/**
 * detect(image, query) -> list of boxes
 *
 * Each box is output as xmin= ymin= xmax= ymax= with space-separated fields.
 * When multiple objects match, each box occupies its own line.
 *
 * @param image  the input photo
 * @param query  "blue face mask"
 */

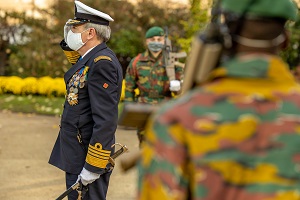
xmin=147 ymin=42 xmax=164 ymax=52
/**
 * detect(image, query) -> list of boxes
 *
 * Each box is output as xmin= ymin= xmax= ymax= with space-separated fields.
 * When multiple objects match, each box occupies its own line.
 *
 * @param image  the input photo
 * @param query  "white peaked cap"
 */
xmin=67 ymin=1 xmax=113 ymax=26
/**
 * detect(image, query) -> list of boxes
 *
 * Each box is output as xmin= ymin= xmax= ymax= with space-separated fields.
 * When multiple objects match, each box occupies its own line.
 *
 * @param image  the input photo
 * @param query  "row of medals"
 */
xmin=67 ymin=67 xmax=88 ymax=106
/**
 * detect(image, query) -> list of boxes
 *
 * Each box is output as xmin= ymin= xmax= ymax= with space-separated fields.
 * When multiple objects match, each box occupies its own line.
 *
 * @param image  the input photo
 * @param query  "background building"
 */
xmin=0 ymin=0 xmax=49 ymax=17
xmin=1 ymin=0 xmax=299 ymax=12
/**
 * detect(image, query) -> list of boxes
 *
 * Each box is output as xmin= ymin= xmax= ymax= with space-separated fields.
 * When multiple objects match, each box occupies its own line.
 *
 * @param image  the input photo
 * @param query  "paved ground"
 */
xmin=0 ymin=110 xmax=139 ymax=200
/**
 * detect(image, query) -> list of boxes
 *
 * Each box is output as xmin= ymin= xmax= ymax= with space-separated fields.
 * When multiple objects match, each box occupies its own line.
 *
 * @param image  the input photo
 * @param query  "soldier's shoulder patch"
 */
xmin=94 ymin=55 xmax=112 ymax=63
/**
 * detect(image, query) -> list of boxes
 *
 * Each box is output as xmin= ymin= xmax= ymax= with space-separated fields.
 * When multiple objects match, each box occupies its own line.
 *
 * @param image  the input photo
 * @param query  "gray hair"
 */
xmin=84 ymin=23 xmax=111 ymax=42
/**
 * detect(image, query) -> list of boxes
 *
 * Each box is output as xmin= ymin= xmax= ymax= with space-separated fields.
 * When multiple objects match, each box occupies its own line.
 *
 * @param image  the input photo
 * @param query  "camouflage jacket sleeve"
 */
xmin=137 ymin=106 xmax=189 ymax=200
xmin=124 ymin=57 xmax=138 ymax=102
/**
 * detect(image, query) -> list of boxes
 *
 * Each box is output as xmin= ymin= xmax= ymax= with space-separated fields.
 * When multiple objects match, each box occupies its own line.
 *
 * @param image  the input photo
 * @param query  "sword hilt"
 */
xmin=106 ymin=143 xmax=128 ymax=170
xmin=56 ymin=143 xmax=128 ymax=200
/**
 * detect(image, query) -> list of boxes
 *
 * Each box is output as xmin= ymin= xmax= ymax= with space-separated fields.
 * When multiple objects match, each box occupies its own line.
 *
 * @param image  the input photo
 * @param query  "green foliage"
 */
xmin=2 ymin=0 xmax=299 ymax=77
xmin=0 ymin=11 xmax=26 ymax=75
xmin=1 ymin=0 xmax=191 ymax=78
xmin=2 ymin=2 xmax=70 ymax=78
xmin=280 ymin=13 xmax=300 ymax=69
xmin=110 ymin=29 xmax=143 ymax=57
xmin=88 ymin=0 xmax=190 ymax=56
xmin=178 ymin=0 xmax=210 ymax=53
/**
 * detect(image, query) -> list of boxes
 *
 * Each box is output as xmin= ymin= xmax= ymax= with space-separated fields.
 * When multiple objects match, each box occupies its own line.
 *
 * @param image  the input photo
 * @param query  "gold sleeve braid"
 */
xmin=63 ymin=50 xmax=81 ymax=65
xmin=60 ymin=39 xmax=81 ymax=65
xmin=86 ymin=143 xmax=111 ymax=168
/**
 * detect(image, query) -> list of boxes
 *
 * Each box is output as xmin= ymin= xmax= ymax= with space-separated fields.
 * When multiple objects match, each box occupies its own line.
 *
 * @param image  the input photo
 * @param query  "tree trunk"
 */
xmin=0 ymin=51 xmax=7 ymax=76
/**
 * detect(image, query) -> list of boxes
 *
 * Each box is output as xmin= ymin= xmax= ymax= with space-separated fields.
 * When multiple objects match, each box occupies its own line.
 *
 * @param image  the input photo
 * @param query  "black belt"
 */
xmin=140 ymin=90 xmax=172 ymax=99
xmin=140 ymin=90 xmax=164 ymax=99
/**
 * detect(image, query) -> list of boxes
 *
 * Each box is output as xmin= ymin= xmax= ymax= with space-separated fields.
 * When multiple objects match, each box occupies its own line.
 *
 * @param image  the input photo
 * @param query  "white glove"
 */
xmin=64 ymin=19 xmax=72 ymax=43
xmin=79 ymin=168 xmax=100 ymax=186
xmin=169 ymin=80 xmax=181 ymax=92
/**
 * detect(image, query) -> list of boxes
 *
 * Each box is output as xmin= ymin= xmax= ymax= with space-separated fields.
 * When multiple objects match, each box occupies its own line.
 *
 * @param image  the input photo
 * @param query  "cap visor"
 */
xmin=66 ymin=19 xmax=86 ymax=26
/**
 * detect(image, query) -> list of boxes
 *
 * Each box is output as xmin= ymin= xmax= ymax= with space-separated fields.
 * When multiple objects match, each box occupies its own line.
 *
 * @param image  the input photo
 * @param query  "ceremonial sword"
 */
xmin=56 ymin=143 xmax=128 ymax=200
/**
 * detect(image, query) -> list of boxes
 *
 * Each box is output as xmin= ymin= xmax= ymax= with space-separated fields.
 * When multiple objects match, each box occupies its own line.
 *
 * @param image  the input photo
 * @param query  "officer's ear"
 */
xmin=280 ymin=30 xmax=289 ymax=50
xmin=87 ymin=28 xmax=96 ymax=39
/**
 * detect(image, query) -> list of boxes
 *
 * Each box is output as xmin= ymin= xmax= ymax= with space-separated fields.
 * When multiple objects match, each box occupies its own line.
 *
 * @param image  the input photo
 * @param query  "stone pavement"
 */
xmin=0 ymin=111 xmax=138 ymax=200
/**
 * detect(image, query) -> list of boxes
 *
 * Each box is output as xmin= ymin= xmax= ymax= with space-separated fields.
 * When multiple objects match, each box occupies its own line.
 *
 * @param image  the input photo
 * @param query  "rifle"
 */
xmin=118 ymin=1 xmax=228 ymax=171
xmin=118 ymin=103 xmax=159 ymax=129
xmin=120 ymin=150 xmax=141 ymax=172
xmin=118 ymin=103 xmax=156 ymax=172
xmin=181 ymin=0 xmax=230 ymax=94
xmin=163 ymin=27 xmax=187 ymax=89
xmin=56 ymin=143 xmax=128 ymax=200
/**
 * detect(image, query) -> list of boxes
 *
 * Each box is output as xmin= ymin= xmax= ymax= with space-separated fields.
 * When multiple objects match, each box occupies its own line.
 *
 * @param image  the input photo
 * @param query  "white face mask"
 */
xmin=66 ymin=29 xmax=88 ymax=51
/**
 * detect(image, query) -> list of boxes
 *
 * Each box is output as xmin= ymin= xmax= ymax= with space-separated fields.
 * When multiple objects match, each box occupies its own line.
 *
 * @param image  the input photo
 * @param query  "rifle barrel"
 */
xmin=120 ymin=151 xmax=141 ymax=172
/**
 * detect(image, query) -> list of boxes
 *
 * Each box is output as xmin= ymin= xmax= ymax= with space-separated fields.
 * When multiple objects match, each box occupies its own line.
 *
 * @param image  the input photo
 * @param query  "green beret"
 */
xmin=145 ymin=26 xmax=165 ymax=38
xmin=221 ymin=0 xmax=298 ymax=21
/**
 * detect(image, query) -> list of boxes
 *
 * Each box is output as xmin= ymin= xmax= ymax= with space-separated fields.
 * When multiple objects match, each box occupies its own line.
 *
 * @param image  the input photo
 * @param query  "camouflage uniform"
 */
xmin=138 ymin=54 xmax=300 ymax=200
xmin=124 ymin=50 xmax=183 ymax=105
xmin=124 ymin=49 xmax=183 ymax=146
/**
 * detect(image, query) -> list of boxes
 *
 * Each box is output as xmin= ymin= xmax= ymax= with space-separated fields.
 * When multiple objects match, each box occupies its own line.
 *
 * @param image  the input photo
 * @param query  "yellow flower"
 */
xmin=0 ymin=76 xmax=66 ymax=97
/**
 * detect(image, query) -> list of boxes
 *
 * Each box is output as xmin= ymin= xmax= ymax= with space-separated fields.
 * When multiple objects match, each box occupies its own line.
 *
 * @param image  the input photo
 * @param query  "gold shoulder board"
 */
xmin=94 ymin=56 xmax=112 ymax=63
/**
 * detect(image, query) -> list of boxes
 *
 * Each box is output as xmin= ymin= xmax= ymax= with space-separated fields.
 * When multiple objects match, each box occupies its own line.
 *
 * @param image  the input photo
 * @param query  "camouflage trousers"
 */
xmin=137 ymin=128 xmax=145 ymax=148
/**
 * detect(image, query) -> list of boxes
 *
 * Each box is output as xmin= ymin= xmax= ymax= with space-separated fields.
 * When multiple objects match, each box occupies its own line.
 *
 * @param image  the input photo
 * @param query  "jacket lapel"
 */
xmin=64 ymin=43 xmax=108 ymax=84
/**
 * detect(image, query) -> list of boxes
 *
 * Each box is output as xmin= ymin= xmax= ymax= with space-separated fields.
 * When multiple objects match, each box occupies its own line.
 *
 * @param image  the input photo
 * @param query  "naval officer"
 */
xmin=49 ymin=1 xmax=123 ymax=199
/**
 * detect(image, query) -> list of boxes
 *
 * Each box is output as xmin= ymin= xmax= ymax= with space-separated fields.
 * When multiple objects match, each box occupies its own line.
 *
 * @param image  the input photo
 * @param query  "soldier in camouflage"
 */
xmin=124 ymin=26 xmax=184 ymax=145
xmin=138 ymin=0 xmax=300 ymax=200
xmin=124 ymin=26 xmax=183 ymax=104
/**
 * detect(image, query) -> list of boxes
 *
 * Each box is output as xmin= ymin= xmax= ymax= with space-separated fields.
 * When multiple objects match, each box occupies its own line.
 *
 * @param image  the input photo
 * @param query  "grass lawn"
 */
xmin=0 ymin=94 xmax=65 ymax=116
xmin=0 ymin=94 xmax=124 ymax=116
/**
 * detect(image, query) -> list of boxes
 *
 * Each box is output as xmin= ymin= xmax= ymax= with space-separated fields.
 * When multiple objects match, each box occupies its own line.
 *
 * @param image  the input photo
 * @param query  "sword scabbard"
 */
xmin=56 ymin=182 xmax=80 ymax=200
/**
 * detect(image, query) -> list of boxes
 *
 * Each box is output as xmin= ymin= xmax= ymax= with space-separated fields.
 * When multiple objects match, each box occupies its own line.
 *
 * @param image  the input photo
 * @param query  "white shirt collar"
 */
xmin=81 ymin=46 xmax=96 ymax=58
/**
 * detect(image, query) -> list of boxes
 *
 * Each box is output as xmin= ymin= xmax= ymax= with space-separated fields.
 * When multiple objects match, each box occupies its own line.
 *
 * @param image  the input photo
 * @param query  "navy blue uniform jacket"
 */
xmin=49 ymin=43 xmax=123 ymax=174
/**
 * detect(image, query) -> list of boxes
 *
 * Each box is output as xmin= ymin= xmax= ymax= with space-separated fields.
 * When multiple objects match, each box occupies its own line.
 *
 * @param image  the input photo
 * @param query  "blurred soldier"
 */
xmin=49 ymin=1 xmax=123 ymax=199
xmin=138 ymin=0 xmax=300 ymax=200
xmin=124 ymin=26 xmax=184 ymax=145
